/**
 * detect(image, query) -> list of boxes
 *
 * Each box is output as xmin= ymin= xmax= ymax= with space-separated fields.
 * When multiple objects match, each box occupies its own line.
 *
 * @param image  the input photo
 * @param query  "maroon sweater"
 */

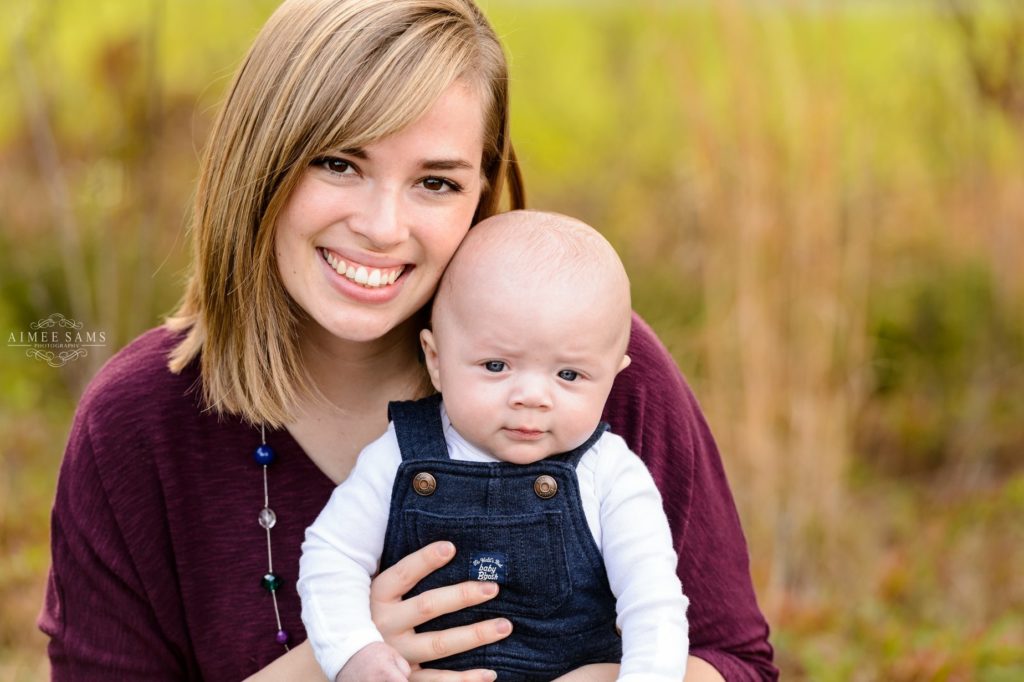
xmin=40 ymin=317 xmax=776 ymax=680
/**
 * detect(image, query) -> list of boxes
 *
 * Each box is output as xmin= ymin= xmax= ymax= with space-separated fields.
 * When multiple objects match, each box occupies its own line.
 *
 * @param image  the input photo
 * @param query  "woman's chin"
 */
xmin=304 ymin=310 xmax=416 ymax=349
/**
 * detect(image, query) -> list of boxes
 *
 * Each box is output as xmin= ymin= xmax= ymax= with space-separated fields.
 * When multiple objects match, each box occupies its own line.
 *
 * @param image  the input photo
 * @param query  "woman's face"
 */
xmin=275 ymin=82 xmax=485 ymax=346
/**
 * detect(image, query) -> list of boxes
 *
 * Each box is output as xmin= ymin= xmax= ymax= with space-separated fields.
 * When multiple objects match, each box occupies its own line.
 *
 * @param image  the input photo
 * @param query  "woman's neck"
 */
xmin=285 ymin=317 xmax=429 ymax=484
xmin=299 ymin=318 xmax=425 ymax=410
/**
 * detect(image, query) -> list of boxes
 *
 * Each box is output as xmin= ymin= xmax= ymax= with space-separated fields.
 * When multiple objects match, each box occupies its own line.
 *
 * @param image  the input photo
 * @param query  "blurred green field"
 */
xmin=2 ymin=1 xmax=1023 ymax=680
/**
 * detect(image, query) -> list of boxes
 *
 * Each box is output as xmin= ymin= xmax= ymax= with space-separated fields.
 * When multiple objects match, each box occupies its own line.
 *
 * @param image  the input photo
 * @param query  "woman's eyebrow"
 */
xmin=339 ymin=147 xmax=367 ymax=159
xmin=421 ymin=158 xmax=475 ymax=171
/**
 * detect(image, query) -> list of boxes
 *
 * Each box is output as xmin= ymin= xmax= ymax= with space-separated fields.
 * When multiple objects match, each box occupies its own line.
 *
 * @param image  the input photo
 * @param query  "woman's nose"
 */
xmin=350 ymin=187 xmax=410 ymax=250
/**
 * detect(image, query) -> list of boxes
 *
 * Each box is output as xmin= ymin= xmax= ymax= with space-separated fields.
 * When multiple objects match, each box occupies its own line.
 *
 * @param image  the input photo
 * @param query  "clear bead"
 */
xmin=258 ymin=507 xmax=277 ymax=529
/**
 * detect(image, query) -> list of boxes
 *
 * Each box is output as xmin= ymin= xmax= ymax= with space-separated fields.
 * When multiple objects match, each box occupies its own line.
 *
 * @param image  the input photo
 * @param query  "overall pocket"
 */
xmin=402 ymin=509 xmax=572 ymax=618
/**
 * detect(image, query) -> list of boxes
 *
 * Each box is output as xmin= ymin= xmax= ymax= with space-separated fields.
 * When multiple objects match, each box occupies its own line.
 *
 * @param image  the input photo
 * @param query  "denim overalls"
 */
xmin=379 ymin=394 xmax=623 ymax=681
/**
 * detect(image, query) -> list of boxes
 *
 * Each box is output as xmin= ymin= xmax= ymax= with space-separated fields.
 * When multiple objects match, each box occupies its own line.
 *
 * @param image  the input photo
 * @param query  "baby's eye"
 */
xmin=557 ymin=369 xmax=579 ymax=382
xmin=484 ymin=361 xmax=506 ymax=373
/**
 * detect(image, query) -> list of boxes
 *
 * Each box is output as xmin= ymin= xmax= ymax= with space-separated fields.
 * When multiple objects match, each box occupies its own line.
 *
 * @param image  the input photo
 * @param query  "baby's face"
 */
xmin=422 ymin=273 xmax=629 ymax=464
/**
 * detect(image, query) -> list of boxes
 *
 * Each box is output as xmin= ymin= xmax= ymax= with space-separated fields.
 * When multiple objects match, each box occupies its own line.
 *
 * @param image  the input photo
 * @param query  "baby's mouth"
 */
xmin=318 ymin=248 xmax=406 ymax=289
xmin=505 ymin=428 xmax=546 ymax=439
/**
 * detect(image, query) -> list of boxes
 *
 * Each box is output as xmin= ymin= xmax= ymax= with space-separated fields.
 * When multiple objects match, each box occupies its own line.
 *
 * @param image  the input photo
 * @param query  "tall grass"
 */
xmin=1 ymin=1 xmax=1023 ymax=679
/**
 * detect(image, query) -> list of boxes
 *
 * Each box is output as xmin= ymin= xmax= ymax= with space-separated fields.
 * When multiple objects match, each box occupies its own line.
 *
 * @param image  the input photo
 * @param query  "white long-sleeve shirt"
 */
xmin=299 ymin=406 xmax=688 ymax=681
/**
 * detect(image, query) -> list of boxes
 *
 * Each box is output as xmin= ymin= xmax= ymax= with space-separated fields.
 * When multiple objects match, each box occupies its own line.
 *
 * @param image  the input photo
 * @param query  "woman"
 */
xmin=39 ymin=0 xmax=776 ymax=680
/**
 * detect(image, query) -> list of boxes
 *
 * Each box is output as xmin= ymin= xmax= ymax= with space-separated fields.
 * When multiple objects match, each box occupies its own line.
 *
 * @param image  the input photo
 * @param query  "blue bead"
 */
xmin=253 ymin=444 xmax=276 ymax=466
xmin=275 ymin=629 xmax=289 ymax=645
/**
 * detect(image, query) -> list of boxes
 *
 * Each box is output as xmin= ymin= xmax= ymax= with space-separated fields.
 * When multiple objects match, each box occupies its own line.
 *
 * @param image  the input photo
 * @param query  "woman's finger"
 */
xmin=401 ymin=617 xmax=512 ymax=665
xmin=371 ymin=541 xmax=456 ymax=602
xmin=375 ymin=580 xmax=499 ymax=633
xmin=409 ymin=666 xmax=497 ymax=682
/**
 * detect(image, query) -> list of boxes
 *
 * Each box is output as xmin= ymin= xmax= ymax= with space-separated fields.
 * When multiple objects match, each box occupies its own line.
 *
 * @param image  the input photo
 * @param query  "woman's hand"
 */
xmin=370 ymin=541 xmax=512 ymax=681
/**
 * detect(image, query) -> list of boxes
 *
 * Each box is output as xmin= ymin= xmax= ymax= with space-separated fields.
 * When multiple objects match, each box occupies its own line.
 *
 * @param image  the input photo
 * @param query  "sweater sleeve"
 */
xmin=39 ymin=402 xmax=195 ymax=680
xmin=298 ymin=426 xmax=401 ymax=680
xmin=602 ymin=314 xmax=777 ymax=681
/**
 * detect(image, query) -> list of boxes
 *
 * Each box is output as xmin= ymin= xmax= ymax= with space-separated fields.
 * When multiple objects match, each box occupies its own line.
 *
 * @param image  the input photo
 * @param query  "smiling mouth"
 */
xmin=318 ymin=248 xmax=406 ymax=289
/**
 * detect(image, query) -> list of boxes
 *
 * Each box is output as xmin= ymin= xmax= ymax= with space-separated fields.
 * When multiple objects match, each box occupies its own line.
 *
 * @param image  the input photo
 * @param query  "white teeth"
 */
xmin=325 ymin=252 xmax=347 ymax=275
xmin=320 ymin=248 xmax=404 ymax=289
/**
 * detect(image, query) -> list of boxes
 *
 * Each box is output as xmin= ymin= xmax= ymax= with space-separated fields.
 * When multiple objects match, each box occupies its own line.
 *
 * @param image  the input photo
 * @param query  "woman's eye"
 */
xmin=558 ymin=369 xmax=579 ymax=382
xmin=314 ymin=157 xmax=354 ymax=175
xmin=484 ymin=361 xmax=506 ymax=373
xmin=420 ymin=176 xmax=461 ymax=193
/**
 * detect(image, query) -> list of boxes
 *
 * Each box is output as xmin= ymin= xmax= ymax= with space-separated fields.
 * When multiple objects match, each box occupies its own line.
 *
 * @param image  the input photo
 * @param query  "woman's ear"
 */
xmin=617 ymin=354 xmax=632 ymax=373
xmin=420 ymin=329 xmax=443 ymax=393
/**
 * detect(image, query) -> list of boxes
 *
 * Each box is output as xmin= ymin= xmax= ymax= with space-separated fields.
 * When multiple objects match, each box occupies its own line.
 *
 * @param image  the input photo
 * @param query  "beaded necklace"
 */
xmin=254 ymin=425 xmax=290 ymax=650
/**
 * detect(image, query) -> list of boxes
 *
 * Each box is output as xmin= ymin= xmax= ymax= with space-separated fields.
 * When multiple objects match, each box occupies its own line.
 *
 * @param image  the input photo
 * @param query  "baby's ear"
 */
xmin=419 ymin=329 xmax=443 ymax=392
xmin=617 ymin=354 xmax=632 ymax=373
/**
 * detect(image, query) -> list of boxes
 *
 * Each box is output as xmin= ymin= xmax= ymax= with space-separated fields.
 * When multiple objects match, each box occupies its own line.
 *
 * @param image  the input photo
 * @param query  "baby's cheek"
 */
xmin=564 ymin=403 xmax=606 ymax=445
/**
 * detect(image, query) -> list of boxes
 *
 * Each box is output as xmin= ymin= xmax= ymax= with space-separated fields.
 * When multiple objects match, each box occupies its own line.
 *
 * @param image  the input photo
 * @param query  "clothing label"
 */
xmin=470 ymin=552 xmax=508 ymax=584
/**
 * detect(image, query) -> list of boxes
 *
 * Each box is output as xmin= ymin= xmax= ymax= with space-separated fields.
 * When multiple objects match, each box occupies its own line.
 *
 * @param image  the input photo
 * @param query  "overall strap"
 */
xmin=387 ymin=393 xmax=450 ymax=462
xmin=551 ymin=422 xmax=610 ymax=468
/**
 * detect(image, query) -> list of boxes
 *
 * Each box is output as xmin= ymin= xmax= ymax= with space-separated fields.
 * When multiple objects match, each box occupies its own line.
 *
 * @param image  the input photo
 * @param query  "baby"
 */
xmin=298 ymin=210 xmax=688 ymax=681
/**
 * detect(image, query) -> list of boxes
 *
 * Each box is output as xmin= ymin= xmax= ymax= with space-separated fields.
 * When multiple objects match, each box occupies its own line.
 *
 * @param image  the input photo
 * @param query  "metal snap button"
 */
xmin=534 ymin=474 xmax=558 ymax=499
xmin=412 ymin=472 xmax=437 ymax=496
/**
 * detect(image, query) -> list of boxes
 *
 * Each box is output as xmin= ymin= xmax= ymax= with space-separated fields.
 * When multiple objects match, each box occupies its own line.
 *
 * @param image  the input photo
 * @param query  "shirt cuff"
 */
xmin=311 ymin=627 xmax=384 ymax=682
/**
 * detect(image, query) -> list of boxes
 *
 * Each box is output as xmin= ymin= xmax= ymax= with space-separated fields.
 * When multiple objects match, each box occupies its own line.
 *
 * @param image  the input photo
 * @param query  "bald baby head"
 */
xmin=433 ymin=210 xmax=632 ymax=354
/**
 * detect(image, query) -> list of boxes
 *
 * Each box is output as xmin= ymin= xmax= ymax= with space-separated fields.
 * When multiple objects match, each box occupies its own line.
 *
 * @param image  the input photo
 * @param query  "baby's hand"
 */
xmin=338 ymin=641 xmax=411 ymax=682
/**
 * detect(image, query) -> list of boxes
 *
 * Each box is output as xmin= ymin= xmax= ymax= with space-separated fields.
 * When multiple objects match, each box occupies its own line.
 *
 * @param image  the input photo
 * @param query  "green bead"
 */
xmin=261 ymin=572 xmax=283 ymax=592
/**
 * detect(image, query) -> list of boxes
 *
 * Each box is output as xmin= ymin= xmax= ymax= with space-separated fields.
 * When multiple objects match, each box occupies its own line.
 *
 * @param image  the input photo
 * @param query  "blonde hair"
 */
xmin=166 ymin=0 xmax=524 ymax=426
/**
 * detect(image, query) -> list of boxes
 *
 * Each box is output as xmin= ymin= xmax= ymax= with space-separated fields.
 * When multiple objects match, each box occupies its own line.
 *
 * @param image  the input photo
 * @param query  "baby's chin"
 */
xmin=490 ymin=433 xmax=593 ymax=465
xmin=491 ymin=447 xmax=557 ymax=466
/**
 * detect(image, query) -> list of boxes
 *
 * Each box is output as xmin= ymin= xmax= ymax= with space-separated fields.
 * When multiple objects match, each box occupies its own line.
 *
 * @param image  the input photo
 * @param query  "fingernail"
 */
xmin=436 ymin=541 xmax=455 ymax=559
xmin=485 ymin=671 xmax=498 ymax=681
xmin=481 ymin=582 xmax=498 ymax=596
xmin=495 ymin=618 xmax=512 ymax=635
